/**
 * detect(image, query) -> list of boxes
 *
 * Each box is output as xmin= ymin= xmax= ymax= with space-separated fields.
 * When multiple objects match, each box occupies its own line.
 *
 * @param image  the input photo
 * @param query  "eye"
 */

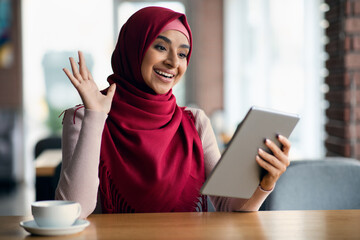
xmin=178 ymin=52 xmax=188 ymax=59
xmin=154 ymin=44 xmax=166 ymax=51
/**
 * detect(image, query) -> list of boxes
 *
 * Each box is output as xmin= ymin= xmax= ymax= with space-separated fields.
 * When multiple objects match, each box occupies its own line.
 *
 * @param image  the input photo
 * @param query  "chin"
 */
xmin=155 ymin=90 xmax=170 ymax=95
xmin=153 ymin=86 xmax=172 ymax=95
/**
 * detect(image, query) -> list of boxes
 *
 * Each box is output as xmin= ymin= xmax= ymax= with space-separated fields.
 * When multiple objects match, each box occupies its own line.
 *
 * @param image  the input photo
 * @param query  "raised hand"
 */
xmin=63 ymin=51 xmax=116 ymax=114
xmin=255 ymin=135 xmax=291 ymax=191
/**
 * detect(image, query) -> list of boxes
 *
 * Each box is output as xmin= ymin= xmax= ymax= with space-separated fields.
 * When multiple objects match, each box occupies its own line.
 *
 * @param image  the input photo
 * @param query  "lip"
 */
xmin=153 ymin=69 xmax=176 ymax=83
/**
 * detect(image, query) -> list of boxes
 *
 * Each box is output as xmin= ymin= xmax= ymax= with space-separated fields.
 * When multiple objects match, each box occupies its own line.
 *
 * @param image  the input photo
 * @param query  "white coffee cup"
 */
xmin=31 ymin=200 xmax=81 ymax=228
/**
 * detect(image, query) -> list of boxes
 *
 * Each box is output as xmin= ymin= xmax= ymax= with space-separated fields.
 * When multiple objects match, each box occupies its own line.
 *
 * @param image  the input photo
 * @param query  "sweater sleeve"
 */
xmin=186 ymin=107 xmax=272 ymax=212
xmin=55 ymin=106 xmax=107 ymax=218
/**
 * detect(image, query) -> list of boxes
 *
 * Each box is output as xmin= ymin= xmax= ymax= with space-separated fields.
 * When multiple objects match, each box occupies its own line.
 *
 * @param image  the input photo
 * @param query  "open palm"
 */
xmin=63 ymin=51 xmax=116 ymax=114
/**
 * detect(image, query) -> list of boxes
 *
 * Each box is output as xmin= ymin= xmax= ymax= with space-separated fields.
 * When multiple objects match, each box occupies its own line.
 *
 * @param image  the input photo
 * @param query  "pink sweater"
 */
xmin=55 ymin=107 xmax=271 ymax=218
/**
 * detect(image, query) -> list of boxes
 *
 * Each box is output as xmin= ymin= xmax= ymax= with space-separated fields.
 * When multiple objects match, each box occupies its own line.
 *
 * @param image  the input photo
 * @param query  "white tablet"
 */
xmin=200 ymin=106 xmax=300 ymax=199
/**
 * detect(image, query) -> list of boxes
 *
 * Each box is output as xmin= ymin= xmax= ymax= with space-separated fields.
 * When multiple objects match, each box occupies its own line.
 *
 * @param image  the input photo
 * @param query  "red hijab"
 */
xmin=99 ymin=7 xmax=206 ymax=213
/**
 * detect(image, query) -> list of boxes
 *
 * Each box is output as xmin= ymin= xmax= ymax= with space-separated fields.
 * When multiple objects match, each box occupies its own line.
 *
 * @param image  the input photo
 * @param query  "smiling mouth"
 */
xmin=154 ymin=69 xmax=175 ymax=78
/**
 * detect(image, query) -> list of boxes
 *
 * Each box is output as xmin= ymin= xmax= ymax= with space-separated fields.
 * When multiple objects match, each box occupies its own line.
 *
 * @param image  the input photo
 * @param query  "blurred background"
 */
xmin=0 ymin=0 xmax=357 ymax=215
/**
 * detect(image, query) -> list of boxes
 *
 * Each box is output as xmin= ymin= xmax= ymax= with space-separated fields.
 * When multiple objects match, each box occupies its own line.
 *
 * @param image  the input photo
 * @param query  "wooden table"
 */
xmin=35 ymin=149 xmax=62 ymax=177
xmin=34 ymin=149 xmax=62 ymax=201
xmin=2 ymin=210 xmax=360 ymax=239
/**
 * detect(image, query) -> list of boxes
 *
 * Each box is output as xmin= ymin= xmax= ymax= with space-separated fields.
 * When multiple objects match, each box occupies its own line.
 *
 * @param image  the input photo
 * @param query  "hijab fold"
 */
xmin=99 ymin=7 xmax=206 ymax=213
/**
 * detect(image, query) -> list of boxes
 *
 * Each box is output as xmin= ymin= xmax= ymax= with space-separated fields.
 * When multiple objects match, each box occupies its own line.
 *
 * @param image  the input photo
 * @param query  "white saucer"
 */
xmin=20 ymin=219 xmax=90 ymax=236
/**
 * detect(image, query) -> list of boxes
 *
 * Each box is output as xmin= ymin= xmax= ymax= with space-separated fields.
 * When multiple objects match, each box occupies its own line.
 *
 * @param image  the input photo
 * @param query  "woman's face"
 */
xmin=141 ymin=30 xmax=190 ymax=94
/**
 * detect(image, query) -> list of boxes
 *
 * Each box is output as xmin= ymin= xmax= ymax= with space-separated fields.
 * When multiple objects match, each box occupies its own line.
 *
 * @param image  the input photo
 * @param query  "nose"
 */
xmin=164 ymin=50 xmax=179 ymax=68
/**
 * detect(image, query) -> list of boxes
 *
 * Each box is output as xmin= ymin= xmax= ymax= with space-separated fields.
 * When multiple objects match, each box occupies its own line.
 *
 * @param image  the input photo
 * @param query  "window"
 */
xmin=22 ymin=0 xmax=114 ymax=182
xmin=224 ymin=0 xmax=327 ymax=159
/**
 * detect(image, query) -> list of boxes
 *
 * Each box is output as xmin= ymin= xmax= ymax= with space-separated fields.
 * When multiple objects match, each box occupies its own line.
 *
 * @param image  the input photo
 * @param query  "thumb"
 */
xmin=106 ymin=83 xmax=116 ymax=100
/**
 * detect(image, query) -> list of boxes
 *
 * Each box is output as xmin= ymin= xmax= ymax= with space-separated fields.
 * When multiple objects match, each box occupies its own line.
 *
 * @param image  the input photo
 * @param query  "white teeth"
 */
xmin=155 ymin=70 xmax=174 ymax=78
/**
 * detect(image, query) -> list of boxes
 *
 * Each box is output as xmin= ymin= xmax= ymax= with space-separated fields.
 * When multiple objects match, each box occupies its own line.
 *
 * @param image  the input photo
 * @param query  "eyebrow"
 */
xmin=156 ymin=35 xmax=190 ymax=49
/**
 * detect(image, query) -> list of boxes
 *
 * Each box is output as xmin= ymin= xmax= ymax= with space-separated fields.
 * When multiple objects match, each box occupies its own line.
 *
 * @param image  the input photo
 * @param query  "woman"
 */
xmin=55 ymin=6 xmax=291 ymax=218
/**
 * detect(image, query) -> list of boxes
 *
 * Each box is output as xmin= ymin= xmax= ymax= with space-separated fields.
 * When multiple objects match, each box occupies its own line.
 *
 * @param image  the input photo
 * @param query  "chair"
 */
xmin=34 ymin=136 xmax=62 ymax=201
xmin=260 ymin=157 xmax=360 ymax=210
xmin=34 ymin=136 xmax=62 ymax=158
xmin=207 ymin=196 xmax=215 ymax=212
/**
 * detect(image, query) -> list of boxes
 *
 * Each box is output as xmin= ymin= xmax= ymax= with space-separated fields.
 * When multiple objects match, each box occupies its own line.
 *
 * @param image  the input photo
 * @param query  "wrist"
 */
xmin=260 ymin=179 xmax=275 ymax=191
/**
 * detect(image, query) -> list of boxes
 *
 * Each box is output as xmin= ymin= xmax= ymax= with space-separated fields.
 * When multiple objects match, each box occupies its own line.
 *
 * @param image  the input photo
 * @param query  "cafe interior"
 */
xmin=0 ymin=0 xmax=360 ymax=238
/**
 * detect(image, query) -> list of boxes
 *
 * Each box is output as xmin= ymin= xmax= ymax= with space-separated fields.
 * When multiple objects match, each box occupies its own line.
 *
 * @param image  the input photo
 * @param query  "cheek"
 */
xmin=140 ymin=58 xmax=151 ymax=81
xmin=179 ymin=63 xmax=187 ymax=77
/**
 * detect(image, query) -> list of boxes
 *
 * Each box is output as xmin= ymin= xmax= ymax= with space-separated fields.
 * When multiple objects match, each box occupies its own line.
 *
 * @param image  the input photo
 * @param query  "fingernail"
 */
xmin=258 ymin=148 xmax=263 ymax=153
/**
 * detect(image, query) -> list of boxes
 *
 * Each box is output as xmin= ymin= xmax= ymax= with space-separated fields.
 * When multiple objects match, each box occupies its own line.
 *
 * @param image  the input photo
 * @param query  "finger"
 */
xmin=69 ymin=57 xmax=82 ymax=80
xmin=78 ymin=51 xmax=89 ymax=80
xmin=106 ymin=83 xmax=116 ymax=99
xmin=63 ymin=68 xmax=80 ymax=87
xmin=264 ymin=139 xmax=287 ymax=163
xmin=88 ymin=71 xmax=94 ymax=80
xmin=265 ymin=138 xmax=291 ymax=167
xmin=258 ymin=148 xmax=285 ymax=170
xmin=256 ymin=153 xmax=287 ymax=181
xmin=256 ymin=155 xmax=279 ymax=175
xmin=277 ymin=135 xmax=291 ymax=156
